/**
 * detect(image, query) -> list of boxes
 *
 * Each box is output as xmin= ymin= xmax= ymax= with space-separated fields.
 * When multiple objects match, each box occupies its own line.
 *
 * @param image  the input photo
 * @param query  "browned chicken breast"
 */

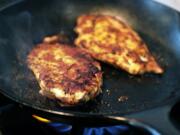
xmin=75 ymin=15 xmax=163 ymax=75
xmin=27 ymin=41 xmax=102 ymax=106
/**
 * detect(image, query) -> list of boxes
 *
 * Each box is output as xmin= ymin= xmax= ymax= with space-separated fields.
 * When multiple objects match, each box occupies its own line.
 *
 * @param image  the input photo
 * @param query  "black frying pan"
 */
xmin=0 ymin=0 xmax=180 ymax=127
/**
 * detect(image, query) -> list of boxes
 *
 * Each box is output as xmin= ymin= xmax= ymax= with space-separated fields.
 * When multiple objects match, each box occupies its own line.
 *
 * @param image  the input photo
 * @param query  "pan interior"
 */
xmin=0 ymin=0 xmax=180 ymax=116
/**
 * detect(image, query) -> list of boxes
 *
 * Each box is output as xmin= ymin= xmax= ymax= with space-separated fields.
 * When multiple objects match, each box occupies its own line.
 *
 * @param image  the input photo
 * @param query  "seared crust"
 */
xmin=75 ymin=15 xmax=163 ymax=75
xmin=27 ymin=42 xmax=102 ymax=105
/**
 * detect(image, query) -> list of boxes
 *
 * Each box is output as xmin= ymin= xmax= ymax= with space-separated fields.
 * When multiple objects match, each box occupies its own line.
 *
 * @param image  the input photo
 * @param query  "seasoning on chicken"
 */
xmin=75 ymin=15 xmax=163 ymax=75
xmin=27 ymin=41 xmax=102 ymax=106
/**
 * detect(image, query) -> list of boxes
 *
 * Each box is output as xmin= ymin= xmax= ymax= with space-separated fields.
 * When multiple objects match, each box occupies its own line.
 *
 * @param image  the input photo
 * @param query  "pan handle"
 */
xmin=125 ymin=104 xmax=180 ymax=135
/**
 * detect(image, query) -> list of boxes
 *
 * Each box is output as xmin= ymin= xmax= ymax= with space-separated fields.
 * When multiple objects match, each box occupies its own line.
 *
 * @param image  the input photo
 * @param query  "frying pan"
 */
xmin=0 ymin=0 xmax=180 ymax=131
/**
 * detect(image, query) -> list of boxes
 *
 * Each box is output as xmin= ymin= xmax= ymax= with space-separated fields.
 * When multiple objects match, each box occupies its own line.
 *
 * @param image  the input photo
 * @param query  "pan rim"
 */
xmin=0 ymin=88 xmax=179 ymax=117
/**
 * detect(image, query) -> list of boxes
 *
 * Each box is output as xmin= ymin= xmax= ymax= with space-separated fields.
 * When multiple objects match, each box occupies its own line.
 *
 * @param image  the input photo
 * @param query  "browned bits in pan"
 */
xmin=118 ymin=96 xmax=129 ymax=102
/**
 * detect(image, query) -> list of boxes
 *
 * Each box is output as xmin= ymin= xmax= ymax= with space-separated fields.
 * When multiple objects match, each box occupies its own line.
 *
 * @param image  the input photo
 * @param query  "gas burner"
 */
xmin=0 ymin=93 xmax=161 ymax=135
xmin=33 ymin=115 xmax=160 ymax=135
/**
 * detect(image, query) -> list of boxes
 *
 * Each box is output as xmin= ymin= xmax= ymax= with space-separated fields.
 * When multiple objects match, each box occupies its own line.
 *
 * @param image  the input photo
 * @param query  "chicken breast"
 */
xmin=75 ymin=15 xmax=163 ymax=75
xmin=27 ymin=41 xmax=102 ymax=106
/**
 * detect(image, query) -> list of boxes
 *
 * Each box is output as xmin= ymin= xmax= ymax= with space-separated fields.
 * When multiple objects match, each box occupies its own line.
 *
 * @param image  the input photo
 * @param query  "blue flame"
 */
xmin=83 ymin=125 xmax=129 ymax=135
xmin=48 ymin=122 xmax=129 ymax=135
xmin=47 ymin=121 xmax=161 ymax=135
xmin=48 ymin=122 xmax=72 ymax=133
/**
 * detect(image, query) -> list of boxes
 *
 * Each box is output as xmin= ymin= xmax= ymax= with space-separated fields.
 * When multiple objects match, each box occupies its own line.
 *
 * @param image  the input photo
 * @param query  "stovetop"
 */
xmin=0 ymin=94 xmax=46 ymax=135
xmin=0 ymin=92 xmax=180 ymax=135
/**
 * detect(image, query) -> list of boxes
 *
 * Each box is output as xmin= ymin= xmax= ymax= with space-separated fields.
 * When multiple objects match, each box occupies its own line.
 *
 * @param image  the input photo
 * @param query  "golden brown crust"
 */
xmin=75 ymin=15 xmax=163 ymax=75
xmin=27 ymin=41 xmax=102 ymax=105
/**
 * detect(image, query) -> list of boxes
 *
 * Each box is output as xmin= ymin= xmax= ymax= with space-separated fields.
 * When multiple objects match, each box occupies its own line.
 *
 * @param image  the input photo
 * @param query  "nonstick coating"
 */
xmin=0 ymin=0 xmax=180 ymax=116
